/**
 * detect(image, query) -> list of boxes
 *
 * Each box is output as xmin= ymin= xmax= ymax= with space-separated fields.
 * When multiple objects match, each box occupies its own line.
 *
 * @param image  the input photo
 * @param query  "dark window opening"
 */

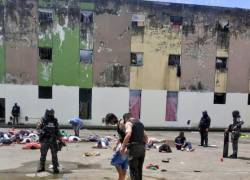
xmin=170 ymin=16 xmax=183 ymax=26
xmin=168 ymin=55 xmax=180 ymax=66
xmin=215 ymin=57 xmax=227 ymax=71
xmin=79 ymin=88 xmax=92 ymax=119
xmin=38 ymin=9 xmax=53 ymax=24
xmin=80 ymin=50 xmax=92 ymax=64
xmin=39 ymin=48 xmax=52 ymax=61
xmin=0 ymin=98 xmax=5 ymax=123
xmin=248 ymin=94 xmax=250 ymax=105
xmin=131 ymin=52 xmax=143 ymax=66
xmin=80 ymin=11 xmax=93 ymax=24
xmin=132 ymin=14 xmax=145 ymax=28
xmin=214 ymin=93 xmax=226 ymax=104
xmin=39 ymin=86 xmax=52 ymax=99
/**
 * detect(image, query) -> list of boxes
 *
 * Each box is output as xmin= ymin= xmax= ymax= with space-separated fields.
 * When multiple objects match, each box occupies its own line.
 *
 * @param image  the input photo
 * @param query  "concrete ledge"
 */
xmin=0 ymin=124 xmax=250 ymax=132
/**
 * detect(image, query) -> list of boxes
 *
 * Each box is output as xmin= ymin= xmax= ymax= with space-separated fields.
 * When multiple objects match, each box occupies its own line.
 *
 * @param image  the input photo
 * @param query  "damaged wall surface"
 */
xmin=79 ymin=1 xmax=94 ymax=88
xmin=227 ymin=14 xmax=250 ymax=93
xmin=180 ymin=8 xmax=217 ymax=91
xmin=52 ymin=1 xmax=80 ymax=86
xmin=227 ymin=37 xmax=250 ymax=93
xmin=0 ymin=1 xmax=4 ymax=83
xmin=5 ymin=0 xmax=38 ymax=84
xmin=93 ymin=1 xmax=130 ymax=87
xmin=130 ymin=3 xmax=182 ymax=90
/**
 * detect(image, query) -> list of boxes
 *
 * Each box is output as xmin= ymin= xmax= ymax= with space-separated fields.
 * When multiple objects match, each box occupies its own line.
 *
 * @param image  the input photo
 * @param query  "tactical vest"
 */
xmin=129 ymin=120 xmax=144 ymax=144
xmin=42 ymin=118 xmax=58 ymax=138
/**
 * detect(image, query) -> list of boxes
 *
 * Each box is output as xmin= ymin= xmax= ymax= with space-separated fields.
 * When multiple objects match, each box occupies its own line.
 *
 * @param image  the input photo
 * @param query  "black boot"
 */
xmin=53 ymin=168 xmax=59 ymax=174
xmin=229 ymin=154 xmax=237 ymax=159
xmin=37 ymin=165 xmax=45 ymax=172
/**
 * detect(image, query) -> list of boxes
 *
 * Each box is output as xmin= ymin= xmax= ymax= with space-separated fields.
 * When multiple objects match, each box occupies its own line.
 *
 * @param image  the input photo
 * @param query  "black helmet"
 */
xmin=47 ymin=109 xmax=55 ymax=116
xmin=232 ymin=110 xmax=240 ymax=118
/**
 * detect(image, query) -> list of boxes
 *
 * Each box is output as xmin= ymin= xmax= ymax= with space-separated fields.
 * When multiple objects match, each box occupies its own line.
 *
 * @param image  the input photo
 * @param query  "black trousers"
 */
xmin=200 ymin=130 xmax=208 ymax=146
xmin=128 ymin=144 xmax=145 ymax=180
xmin=13 ymin=116 xmax=19 ymax=125
xmin=231 ymin=132 xmax=240 ymax=157
xmin=39 ymin=140 xmax=59 ymax=169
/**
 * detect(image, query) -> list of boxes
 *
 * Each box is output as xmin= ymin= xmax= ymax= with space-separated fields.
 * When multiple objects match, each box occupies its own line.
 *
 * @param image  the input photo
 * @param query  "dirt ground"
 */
xmin=0 ymin=129 xmax=250 ymax=180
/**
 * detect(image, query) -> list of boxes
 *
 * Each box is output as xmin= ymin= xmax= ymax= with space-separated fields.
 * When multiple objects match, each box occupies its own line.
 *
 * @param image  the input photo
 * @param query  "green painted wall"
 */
xmin=52 ymin=15 xmax=80 ymax=86
xmin=38 ymin=0 xmax=53 ymax=8
xmin=79 ymin=63 xmax=92 ymax=88
xmin=80 ymin=2 xmax=95 ymax=10
xmin=38 ymin=31 xmax=53 ymax=48
xmin=38 ymin=61 xmax=53 ymax=86
xmin=80 ymin=37 xmax=88 ymax=49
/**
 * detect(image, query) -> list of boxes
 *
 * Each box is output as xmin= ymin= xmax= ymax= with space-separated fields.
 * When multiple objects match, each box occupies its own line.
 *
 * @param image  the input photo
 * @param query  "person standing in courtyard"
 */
xmin=226 ymin=110 xmax=244 ymax=159
xmin=69 ymin=118 xmax=83 ymax=137
xmin=104 ymin=113 xmax=128 ymax=180
xmin=37 ymin=109 xmax=62 ymax=174
xmin=120 ymin=113 xmax=148 ymax=180
xmin=199 ymin=111 xmax=211 ymax=147
xmin=11 ymin=103 xmax=20 ymax=125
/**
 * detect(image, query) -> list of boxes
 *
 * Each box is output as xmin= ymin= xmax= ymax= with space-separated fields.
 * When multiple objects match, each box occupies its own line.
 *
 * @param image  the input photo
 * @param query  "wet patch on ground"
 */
xmin=0 ymin=161 xmax=101 ymax=179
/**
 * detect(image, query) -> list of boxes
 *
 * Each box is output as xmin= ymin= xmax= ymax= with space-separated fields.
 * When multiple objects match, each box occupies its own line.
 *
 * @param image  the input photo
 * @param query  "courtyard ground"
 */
xmin=0 ymin=129 xmax=250 ymax=180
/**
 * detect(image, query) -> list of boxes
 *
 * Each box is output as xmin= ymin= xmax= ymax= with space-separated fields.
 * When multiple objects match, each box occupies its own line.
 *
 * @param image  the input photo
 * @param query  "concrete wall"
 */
xmin=181 ymin=10 xmax=217 ymax=91
xmin=0 ymin=84 xmax=78 ymax=125
xmin=140 ymin=91 xmax=250 ymax=128
xmin=0 ymin=85 xmax=249 ymax=128
xmin=5 ymin=0 xmax=38 ymax=84
xmin=93 ymin=1 xmax=131 ymax=87
xmin=140 ymin=89 xmax=166 ymax=126
xmin=178 ymin=92 xmax=250 ymax=128
xmin=130 ymin=4 xmax=182 ymax=90
xmin=52 ymin=3 xmax=80 ymax=86
xmin=91 ymin=87 xmax=129 ymax=125
xmin=0 ymin=1 xmax=4 ymax=83
xmin=227 ymin=37 xmax=250 ymax=93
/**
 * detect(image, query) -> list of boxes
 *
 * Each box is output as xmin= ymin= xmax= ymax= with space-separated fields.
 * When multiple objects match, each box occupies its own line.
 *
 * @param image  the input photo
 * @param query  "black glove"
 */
xmin=57 ymin=140 xmax=66 ymax=151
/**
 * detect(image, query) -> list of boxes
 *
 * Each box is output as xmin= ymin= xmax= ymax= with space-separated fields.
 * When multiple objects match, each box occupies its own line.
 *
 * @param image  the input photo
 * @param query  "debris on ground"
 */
xmin=146 ymin=163 xmax=160 ymax=170
xmin=84 ymin=152 xmax=101 ymax=157
xmin=162 ymin=159 xmax=170 ymax=163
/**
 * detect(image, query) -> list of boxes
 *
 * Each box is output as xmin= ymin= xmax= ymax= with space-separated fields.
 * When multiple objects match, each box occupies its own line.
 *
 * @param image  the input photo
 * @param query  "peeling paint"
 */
xmin=40 ymin=62 xmax=52 ymax=81
xmin=97 ymin=63 xmax=128 ymax=87
xmin=6 ymin=73 xmax=33 ymax=84
xmin=53 ymin=16 xmax=68 ymax=48
xmin=52 ymin=8 xmax=80 ymax=86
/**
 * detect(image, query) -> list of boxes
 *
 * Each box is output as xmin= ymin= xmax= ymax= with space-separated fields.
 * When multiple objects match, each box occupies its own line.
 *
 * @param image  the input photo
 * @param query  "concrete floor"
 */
xmin=0 ymin=129 xmax=250 ymax=180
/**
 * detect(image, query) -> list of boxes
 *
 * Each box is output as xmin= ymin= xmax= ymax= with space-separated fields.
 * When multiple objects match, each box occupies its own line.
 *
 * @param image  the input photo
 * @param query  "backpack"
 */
xmin=159 ymin=144 xmax=172 ymax=153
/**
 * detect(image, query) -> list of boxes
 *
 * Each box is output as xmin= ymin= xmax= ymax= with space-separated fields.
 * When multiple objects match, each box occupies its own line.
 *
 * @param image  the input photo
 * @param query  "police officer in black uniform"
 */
xmin=37 ymin=109 xmax=62 ymax=173
xmin=227 ymin=110 xmax=244 ymax=159
xmin=199 ymin=111 xmax=211 ymax=147
xmin=121 ymin=113 xmax=148 ymax=180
